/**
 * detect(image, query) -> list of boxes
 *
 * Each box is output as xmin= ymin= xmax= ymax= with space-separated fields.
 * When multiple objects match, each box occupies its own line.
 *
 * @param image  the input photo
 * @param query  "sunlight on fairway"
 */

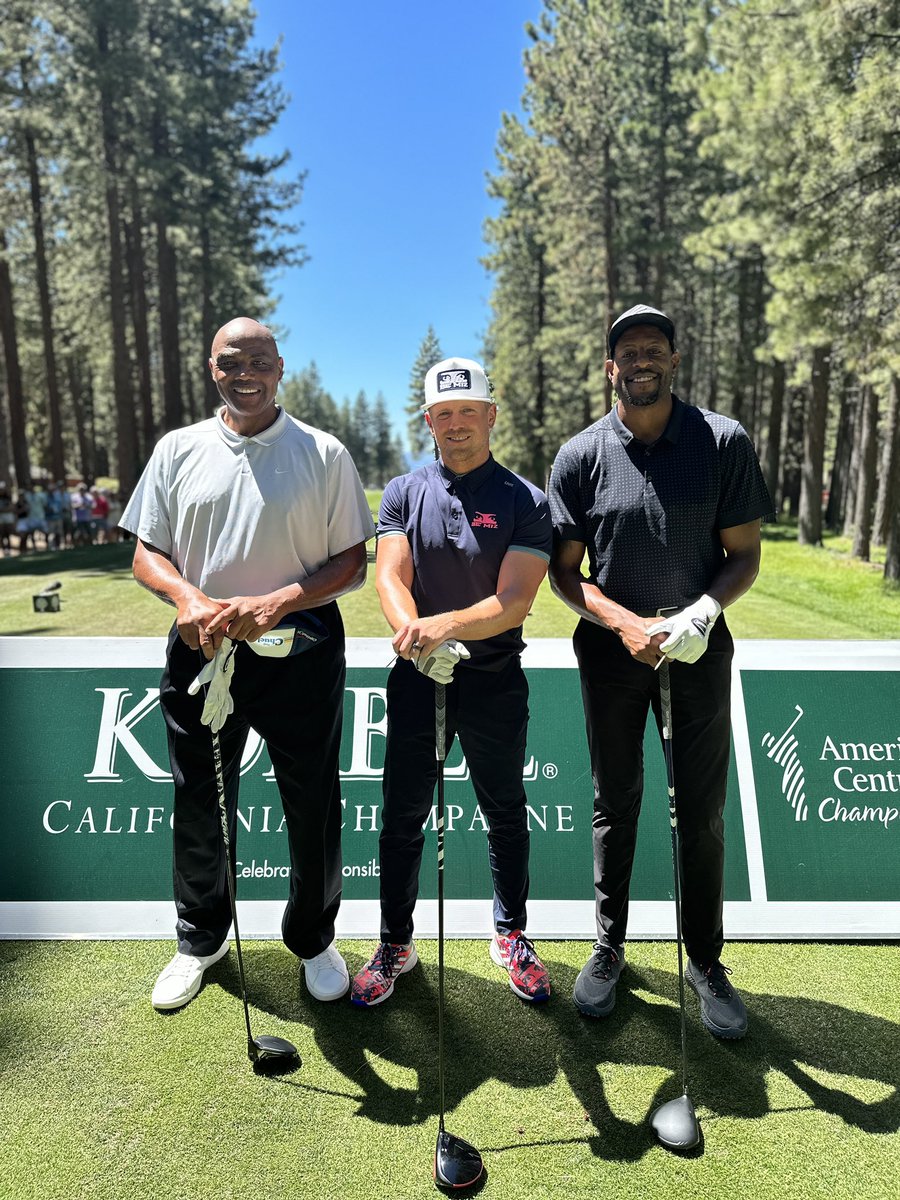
xmin=602 ymin=1065 xmax=674 ymax=1125
xmin=630 ymin=986 xmax=679 ymax=1009
xmin=794 ymin=1063 xmax=896 ymax=1105
xmin=363 ymin=1047 xmax=420 ymax=1091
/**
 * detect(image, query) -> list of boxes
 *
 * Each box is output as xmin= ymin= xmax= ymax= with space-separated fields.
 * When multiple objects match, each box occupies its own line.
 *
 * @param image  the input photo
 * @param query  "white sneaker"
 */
xmin=151 ymin=942 xmax=229 ymax=1011
xmin=302 ymin=941 xmax=350 ymax=1001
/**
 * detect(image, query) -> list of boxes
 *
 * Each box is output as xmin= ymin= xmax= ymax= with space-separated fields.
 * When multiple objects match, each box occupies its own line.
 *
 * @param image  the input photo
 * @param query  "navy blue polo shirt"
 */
xmin=378 ymin=454 xmax=551 ymax=668
xmin=548 ymin=396 xmax=774 ymax=615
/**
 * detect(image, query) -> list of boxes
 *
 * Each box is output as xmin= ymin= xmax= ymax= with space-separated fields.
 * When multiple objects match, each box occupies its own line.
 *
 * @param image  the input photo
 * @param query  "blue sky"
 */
xmin=251 ymin=1 xmax=542 ymax=443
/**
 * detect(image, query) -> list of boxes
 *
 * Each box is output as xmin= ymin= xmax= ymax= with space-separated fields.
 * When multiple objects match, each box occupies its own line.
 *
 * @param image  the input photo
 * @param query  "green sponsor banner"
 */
xmin=743 ymin=670 xmax=900 ymax=902
xmin=5 ymin=639 xmax=898 ymax=937
xmin=0 ymin=661 xmax=749 ymax=906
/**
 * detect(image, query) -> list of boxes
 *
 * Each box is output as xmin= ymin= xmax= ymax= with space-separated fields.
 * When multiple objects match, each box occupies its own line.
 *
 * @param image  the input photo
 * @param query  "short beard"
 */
xmin=617 ymin=378 xmax=662 ymax=408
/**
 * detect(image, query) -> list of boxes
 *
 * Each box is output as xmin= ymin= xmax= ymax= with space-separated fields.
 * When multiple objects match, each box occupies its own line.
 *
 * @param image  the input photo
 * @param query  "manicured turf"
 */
xmin=0 ymin=518 xmax=898 ymax=640
xmin=1 ymin=514 xmax=897 ymax=1197
xmin=1 ymin=939 xmax=897 ymax=1199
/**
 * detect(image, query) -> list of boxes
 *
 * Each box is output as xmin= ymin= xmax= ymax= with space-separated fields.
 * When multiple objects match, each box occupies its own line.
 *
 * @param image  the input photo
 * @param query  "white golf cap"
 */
xmin=422 ymin=357 xmax=495 ymax=410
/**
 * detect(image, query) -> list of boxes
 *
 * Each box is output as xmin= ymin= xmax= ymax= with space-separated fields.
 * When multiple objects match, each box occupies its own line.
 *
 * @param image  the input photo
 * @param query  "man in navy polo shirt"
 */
xmin=548 ymin=305 xmax=773 ymax=1039
xmin=351 ymin=357 xmax=553 ymax=1006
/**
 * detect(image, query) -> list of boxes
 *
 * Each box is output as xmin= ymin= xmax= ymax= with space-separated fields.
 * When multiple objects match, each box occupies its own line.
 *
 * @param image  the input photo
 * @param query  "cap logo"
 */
xmin=437 ymin=369 xmax=472 ymax=393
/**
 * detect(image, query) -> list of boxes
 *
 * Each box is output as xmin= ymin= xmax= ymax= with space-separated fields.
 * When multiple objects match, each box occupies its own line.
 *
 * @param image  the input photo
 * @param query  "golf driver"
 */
xmin=432 ymin=682 xmax=484 ymax=1190
xmin=210 ymin=723 xmax=301 ymax=1075
xmin=649 ymin=660 xmax=702 ymax=1152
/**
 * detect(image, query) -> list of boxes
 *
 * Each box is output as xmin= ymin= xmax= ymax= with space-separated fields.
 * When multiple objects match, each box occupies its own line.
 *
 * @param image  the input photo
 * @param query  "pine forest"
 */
xmin=1 ymin=1 xmax=899 ymax=576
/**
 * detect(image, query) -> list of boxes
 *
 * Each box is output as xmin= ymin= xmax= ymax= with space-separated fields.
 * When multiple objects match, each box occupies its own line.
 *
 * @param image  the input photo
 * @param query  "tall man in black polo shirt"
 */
xmin=548 ymin=305 xmax=773 ymax=1039
xmin=351 ymin=357 xmax=554 ymax=1007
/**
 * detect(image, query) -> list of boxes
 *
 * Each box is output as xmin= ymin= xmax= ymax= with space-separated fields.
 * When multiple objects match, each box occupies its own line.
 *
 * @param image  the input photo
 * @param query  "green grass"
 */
xmin=0 ymin=519 xmax=897 ymax=640
xmin=1 ymin=940 xmax=897 ymax=1200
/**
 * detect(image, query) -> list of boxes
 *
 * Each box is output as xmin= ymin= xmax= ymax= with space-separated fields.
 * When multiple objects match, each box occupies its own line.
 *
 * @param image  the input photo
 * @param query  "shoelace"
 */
xmin=372 ymin=942 xmax=402 ymax=980
xmin=590 ymin=944 xmax=619 ymax=979
xmin=166 ymin=954 xmax=199 ymax=979
xmin=508 ymin=934 xmax=539 ymax=967
xmin=702 ymin=961 xmax=734 ymax=998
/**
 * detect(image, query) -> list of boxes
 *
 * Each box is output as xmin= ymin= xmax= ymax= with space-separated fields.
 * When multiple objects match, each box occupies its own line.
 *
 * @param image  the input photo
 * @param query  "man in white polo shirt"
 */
xmin=121 ymin=317 xmax=375 ymax=1010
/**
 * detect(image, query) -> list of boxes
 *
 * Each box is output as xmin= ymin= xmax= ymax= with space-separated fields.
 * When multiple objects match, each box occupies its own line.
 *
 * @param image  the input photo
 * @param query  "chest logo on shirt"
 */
xmin=471 ymin=511 xmax=498 ymax=529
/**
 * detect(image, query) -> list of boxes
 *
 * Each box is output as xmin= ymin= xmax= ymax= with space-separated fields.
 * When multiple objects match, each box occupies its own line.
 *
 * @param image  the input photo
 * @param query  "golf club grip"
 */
xmin=434 ymin=682 xmax=447 ymax=762
xmin=658 ymin=660 xmax=673 ymax=742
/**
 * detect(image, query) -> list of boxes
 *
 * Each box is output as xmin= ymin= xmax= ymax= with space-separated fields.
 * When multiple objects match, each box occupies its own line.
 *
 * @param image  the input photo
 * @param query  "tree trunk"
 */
xmin=96 ymin=17 xmax=139 ymax=497
xmin=602 ymin=130 xmax=616 ymax=414
xmin=732 ymin=258 xmax=750 ymax=428
xmin=0 ymin=230 xmax=31 ymax=490
xmin=748 ymin=256 xmax=765 ymax=440
xmin=763 ymin=359 xmax=785 ymax=508
xmin=851 ymin=383 xmax=878 ymax=560
xmin=873 ymin=373 xmax=900 ymax=545
xmin=782 ymin=387 xmax=804 ymax=518
xmin=884 ymin=384 xmax=900 ymax=580
xmin=651 ymin=34 xmax=669 ymax=307
xmin=24 ymin=127 xmax=66 ymax=481
xmin=843 ymin=378 xmax=863 ymax=538
xmin=825 ymin=373 xmax=856 ymax=532
xmin=199 ymin=219 xmax=218 ymax=415
xmin=67 ymin=357 xmax=95 ymax=485
xmin=707 ymin=274 xmax=718 ymax=412
xmin=679 ymin=282 xmax=696 ymax=401
xmin=152 ymin=109 xmax=184 ymax=432
xmin=125 ymin=188 xmax=155 ymax=461
xmin=798 ymin=344 xmax=830 ymax=545
xmin=534 ymin=247 xmax=547 ymax=486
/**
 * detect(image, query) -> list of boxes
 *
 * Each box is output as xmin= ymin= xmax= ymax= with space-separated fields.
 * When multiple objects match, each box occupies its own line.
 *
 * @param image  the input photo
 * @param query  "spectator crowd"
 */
xmin=0 ymin=480 xmax=123 ymax=556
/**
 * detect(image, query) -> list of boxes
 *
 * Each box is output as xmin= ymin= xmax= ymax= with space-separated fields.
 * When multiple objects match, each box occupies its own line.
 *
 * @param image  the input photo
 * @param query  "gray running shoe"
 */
xmin=686 ymin=959 xmax=748 ymax=1039
xmin=573 ymin=943 xmax=623 ymax=1017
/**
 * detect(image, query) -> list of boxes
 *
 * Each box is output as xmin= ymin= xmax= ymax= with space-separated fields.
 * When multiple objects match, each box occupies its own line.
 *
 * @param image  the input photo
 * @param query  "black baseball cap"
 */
xmin=608 ymin=304 xmax=676 ymax=355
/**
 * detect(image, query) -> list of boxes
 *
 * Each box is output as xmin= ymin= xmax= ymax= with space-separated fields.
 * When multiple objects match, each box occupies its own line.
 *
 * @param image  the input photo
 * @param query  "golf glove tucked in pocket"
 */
xmin=246 ymin=610 xmax=329 ymax=658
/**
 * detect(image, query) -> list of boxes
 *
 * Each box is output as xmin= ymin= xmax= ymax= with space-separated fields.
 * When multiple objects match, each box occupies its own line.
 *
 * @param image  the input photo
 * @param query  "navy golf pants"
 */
xmin=379 ymin=656 xmax=531 ymax=943
xmin=573 ymin=618 xmax=734 ymax=966
xmin=158 ymin=602 xmax=345 ymax=961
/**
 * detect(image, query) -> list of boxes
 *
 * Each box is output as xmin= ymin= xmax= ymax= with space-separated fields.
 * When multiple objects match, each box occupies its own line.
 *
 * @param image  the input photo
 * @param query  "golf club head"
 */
xmin=249 ymin=1035 xmax=301 ymax=1075
xmin=434 ymin=1130 xmax=484 ymax=1190
xmin=650 ymin=1093 xmax=701 ymax=1152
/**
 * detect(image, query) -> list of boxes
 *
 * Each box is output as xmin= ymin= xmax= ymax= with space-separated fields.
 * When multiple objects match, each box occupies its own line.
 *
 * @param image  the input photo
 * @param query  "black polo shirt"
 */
xmin=378 ymin=454 xmax=551 ymax=668
xmin=548 ymin=396 xmax=774 ymax=615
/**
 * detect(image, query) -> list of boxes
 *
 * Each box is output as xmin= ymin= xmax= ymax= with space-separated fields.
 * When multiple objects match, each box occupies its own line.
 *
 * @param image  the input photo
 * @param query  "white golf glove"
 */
xmin=413 ymin=639 xmax=471 ymax=684
xmin=187 ymin=640 xmax=236 ymax=732
xmin=648 ymin=595 xmax=722 ymax=665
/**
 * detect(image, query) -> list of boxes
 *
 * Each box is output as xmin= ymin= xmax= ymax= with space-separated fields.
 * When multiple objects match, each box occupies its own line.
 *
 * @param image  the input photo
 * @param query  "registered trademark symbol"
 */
xmin=542 ymin=762 xmax=558 ymax=779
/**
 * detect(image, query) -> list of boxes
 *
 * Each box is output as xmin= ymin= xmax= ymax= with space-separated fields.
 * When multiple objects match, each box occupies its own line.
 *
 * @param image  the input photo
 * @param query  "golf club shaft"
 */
xmin=210 ymin=726 xmax=256 ymax=1059
xmin=435 ymin=681 xmax=447 ymax=1135
xmin=659 ymin=662 xmax=689 ymax=1097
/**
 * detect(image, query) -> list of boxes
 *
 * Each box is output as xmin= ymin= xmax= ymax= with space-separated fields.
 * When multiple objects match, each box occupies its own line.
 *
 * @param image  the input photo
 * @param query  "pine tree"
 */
xmin=406 ymin=326 xmax=442 ymax=458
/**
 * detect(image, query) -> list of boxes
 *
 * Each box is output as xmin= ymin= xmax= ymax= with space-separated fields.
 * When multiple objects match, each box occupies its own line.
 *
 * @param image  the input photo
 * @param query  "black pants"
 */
xmin=379 ymin=656 xmax=531 ymax=943
xmin=573 ymin=618 xmax=734 ymax=965
xmin=158 ymin=602 xmax=345 ymax=960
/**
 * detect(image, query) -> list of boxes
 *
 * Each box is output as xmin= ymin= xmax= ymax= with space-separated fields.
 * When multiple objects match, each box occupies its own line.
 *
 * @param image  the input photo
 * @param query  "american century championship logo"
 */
xmin=762 ymin=705 xmax=808 ymax=821
xmin=761 ymin=705 xmax=900 ymax=829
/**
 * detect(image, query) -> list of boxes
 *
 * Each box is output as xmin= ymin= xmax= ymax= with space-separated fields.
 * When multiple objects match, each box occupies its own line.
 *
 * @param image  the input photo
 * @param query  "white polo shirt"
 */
xmin=121 ymin=408 xmax=375 ymax=598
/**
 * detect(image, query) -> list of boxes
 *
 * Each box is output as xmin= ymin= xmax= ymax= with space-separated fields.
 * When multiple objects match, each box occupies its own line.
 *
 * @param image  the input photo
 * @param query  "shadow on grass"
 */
xmin=211 ymin=949 xmax=900 ymax=1162
xmin=0 ymin=543 xmax=134 ymax=579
